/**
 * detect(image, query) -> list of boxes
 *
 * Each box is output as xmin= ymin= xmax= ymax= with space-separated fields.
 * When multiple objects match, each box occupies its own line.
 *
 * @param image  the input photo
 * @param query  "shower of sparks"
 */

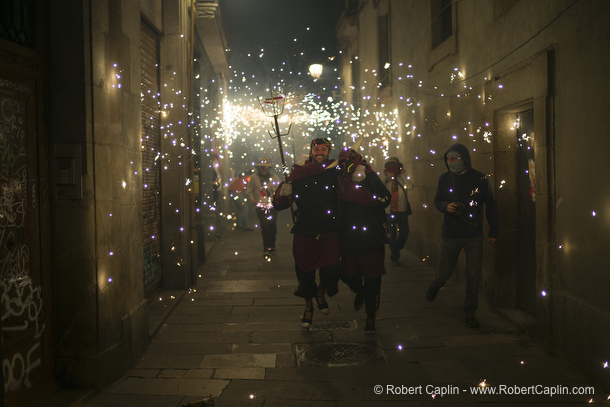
xmin=137 ymin=23 xmax=577 ymax=286
xmin=137 ymin=30 xmax=522 ymax=239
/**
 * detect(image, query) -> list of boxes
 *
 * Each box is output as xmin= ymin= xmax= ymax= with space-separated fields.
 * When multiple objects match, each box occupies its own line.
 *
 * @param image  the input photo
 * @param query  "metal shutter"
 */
xmin=141 ymin=20 xmax=162 ymax=294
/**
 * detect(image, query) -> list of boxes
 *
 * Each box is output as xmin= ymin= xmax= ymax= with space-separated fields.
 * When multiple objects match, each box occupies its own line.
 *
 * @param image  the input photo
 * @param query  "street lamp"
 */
xmin=308 ymin=63 xmax=323 ymax=80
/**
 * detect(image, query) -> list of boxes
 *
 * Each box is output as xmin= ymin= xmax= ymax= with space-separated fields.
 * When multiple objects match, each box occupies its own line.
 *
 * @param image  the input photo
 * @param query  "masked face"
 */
xmin=384 ymin=163 xmax=402 ymax=177
xmin=339 ymin=149 xmax=358 ymax=177
xmin=311 ymin=145 xmax=329 ymax=163
xmin=447 ymin=155 xmax=466 ymax=174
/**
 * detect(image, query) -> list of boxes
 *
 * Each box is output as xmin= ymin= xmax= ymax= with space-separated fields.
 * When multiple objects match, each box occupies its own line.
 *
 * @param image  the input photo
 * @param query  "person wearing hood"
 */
xmin=246 ymin=157 xmax=281 ymax=254
xmin=426 ymin=143 xmax=499 ymax=328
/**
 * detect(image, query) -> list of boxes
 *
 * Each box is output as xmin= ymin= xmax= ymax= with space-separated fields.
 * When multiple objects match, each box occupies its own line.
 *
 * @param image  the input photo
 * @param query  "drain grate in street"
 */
xmin=311 ymin=320 xmax=359 ymax=331
xmin=296 ymin=341 xmax=385 ymax=367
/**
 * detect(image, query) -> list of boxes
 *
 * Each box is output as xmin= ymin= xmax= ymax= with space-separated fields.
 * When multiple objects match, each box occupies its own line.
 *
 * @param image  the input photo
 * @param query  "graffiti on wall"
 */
xmin=1 ymin=278 xmax=43 ymax=392
xmin=0 ymin=78 xmax=45 ymax=394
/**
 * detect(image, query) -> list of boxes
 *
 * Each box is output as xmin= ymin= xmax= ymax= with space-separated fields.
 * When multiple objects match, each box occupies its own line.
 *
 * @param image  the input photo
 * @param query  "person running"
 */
xmin=426 ymin=143 xmax=499 ymax=328
xmin=273 ymin=138 xmax=342 ymax=328
xmin=337 ymin=148 xmax=391 ymax=334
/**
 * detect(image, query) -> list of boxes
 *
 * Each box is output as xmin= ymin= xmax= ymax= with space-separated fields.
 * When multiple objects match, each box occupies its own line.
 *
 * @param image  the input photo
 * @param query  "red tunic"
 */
xmin=274 ymin=159 xmax=342 ymax=273
xmin=292 ymin=231 xmax=341 ymax=272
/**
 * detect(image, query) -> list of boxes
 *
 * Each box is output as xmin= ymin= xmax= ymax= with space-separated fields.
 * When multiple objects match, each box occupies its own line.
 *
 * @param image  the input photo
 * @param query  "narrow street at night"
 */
xmin=3 ymin=1 xmax=610 ymax=405
xmin=75 ymin=210 xmax=601 ymax=406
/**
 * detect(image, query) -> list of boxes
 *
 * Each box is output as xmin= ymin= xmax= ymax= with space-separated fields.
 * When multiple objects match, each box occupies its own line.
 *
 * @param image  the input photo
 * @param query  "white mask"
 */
xmin=446 ymin=151 xmax=466 ymax=174
xmin=448 ymin=160 xmax=466 ymax=174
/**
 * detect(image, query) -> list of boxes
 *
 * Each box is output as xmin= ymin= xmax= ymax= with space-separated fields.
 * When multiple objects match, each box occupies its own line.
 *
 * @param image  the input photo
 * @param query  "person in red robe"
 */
xmin=273 ymin=138 xmax=342 ymax=327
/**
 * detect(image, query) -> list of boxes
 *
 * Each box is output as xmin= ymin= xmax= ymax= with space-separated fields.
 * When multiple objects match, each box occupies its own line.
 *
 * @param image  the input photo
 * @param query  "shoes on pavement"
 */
xmin=301 ymin=305 xmax=314 ymax=328
xmin=315 ymin=292 xmax=329 ymax=315
xmin=391 ymin=260 xmax=399 ymax=266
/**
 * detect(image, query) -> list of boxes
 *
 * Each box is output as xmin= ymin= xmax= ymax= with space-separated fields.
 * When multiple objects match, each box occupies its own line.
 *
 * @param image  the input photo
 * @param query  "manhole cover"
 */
xmin=296 ymin=342 xmax=385 ymax=367
xmin=311 ymin=320 xmax=358 ymax=331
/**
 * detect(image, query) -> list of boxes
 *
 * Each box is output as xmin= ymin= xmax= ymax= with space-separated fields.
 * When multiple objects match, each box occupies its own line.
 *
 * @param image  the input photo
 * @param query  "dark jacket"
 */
xmin=337 ymin=159 xmax=391 ymax=257
xmin=434 ymin=143 xmax=499 ymax=239
xmin=273 ymin=160 xmax=340 ymax=237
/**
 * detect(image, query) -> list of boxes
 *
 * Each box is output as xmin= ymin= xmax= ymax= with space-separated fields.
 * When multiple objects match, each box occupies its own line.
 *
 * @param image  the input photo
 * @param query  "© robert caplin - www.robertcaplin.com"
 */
xmin=373 ymin=383 xmax=596 ymax=398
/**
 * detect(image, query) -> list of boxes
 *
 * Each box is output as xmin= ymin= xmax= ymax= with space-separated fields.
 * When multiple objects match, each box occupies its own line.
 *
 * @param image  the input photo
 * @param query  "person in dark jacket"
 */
xmin=426 ymin=143 xmax=499 ymax=328
xmin=337 ymin=148 xmax=391 ymax=334
xmin=273 ymin=138 xmax=342 ymax=328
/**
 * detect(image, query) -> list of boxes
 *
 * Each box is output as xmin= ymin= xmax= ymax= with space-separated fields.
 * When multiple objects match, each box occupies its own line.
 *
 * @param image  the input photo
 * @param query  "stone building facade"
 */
xmin=0 ymin=0 xmax=228 ymax=405
xmin=337 ymin=0 xmax=610 ymax=389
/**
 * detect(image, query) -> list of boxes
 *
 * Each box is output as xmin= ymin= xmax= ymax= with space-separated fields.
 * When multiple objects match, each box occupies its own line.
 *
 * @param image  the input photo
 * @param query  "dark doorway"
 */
xmin=516 ymin=109 xmax=537 ymax=314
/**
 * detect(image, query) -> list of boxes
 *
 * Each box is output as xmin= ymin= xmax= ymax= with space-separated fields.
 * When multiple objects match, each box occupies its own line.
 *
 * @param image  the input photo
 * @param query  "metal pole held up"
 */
xmin=258 ymin=90 xmax=295 ymax=222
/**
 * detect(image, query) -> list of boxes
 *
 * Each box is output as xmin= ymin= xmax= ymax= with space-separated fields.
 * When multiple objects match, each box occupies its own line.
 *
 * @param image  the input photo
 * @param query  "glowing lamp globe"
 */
xmin=309 ymin=64 xmax=323 ymax=79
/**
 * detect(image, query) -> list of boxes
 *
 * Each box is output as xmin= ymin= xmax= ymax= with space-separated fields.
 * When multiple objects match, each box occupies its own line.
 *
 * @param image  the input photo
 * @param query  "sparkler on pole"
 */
xmin=258 ymin=91 xmax=292 ymax=178
xmin=258 ymin=90 xmax=296 ymax=222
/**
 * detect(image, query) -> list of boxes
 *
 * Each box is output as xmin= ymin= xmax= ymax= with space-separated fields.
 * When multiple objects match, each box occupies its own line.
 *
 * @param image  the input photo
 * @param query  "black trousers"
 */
xmin=255 ymin=207 xmax=277 ymax=249
xmin=294 ymin=264 xmax=341 ymax=299
xmin=341 ymin=274 xmax=381 ymax=316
